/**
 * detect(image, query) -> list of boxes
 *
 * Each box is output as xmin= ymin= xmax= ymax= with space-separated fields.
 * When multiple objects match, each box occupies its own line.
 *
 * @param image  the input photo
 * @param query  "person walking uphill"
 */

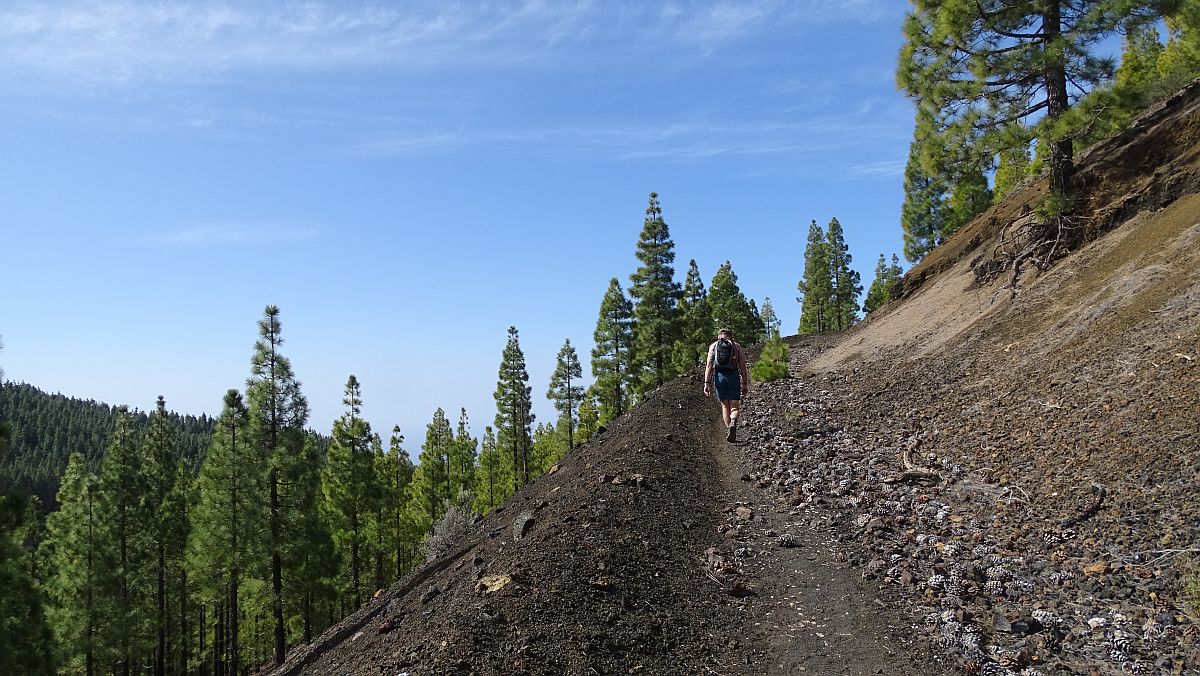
xmin=703 ymin=328 xmax=750 ymax=442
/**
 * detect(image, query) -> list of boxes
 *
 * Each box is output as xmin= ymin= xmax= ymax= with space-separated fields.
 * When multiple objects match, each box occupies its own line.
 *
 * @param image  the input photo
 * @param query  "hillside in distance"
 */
xmin=277 ymin=84 xmax=1200 ymax=674
xmin=0 ymin=382 xmax=215 ymax=507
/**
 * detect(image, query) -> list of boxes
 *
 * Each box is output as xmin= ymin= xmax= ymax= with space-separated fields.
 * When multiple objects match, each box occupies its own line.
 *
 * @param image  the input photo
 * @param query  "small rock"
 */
xmin=420 ymin=583 xmax=442 ymax=603
xmin=475 ymin=574 xmax=513 ymax=594
xmin=513 ymin=512 xmax=535 ymax=540
xmin=735 ymin=506 xmax=754 ymax=520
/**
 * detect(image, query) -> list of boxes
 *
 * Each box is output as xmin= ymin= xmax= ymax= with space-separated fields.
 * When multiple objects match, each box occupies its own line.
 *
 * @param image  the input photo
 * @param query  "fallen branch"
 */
xmin=883 ymin=437 xmax=941 ymax=485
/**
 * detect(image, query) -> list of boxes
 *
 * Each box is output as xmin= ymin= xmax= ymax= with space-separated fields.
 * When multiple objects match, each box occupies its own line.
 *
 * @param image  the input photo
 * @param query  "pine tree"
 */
xmin=547 ymin=339 xmax=584 ymax=452
xmin=709 ymin=261 xmax=764 ymax=344
xmin=292 ymin=432 xmax=337 ymax=644
xmin=628 ymin=192 xmax=682 ymax=393
xmin=159 ymin=460 xmax=193 ymax=674
xmin=245 ymin=305 xmax=313 ymax=664
xmin=97 ymin=407 xmax=153 ymax=676
xmin=1158 ymin=2 xmax=1200 ymax=88
xmin=898 ymin=1 xmax=1164 ymax=211
xmin=900 ymin=122 xmax=950 ymax=263
xmin=43 ymin=454 xmax=105 ymax=675
xmin=591 ymin=278 xmax=635 ymax=424
xmin=759 ymin=297 xmax=781 ymax=338
xmin=382 ymin=427 xmax=417 ymax=580
xmin=993 ymin=146 xmax=1031 ymax=202
xmin=408 ymin=409 xmax=453 ymax=535
xmin=575 ymin=393 xmax=601 ymax=445
xmin=797 ymin=220 xmax=833 ymax=334
xmin=187 ymin=390 xmax=262 ymax=676
xmin=825 ymin=218 xmax=863 ymax=331
xmin=0 ymin=348 xmax=56 ymax=675
xmin=750 ymin=335 xmax=790 ymax=382
xmin=672 ymin=260 xmax=714 ymax=372
xmin=530 ymin=422 xmax=568 ymax=474
xmin=449 ymin=409 xmax=477 ymax=498
xmin=322 ymin=375 xmax=376 ymax=609
xmin=471 ymin=426 xmax=507 ymax=514
xmin=493 ymin=327 xmax=534 ymax=490
xmin=142 ymin=396 xmax=178 ymax=676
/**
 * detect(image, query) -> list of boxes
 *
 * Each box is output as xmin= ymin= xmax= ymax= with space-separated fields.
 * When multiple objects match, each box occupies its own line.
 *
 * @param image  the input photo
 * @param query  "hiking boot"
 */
xmin=726 ymin=422 xmax=737 ymax=443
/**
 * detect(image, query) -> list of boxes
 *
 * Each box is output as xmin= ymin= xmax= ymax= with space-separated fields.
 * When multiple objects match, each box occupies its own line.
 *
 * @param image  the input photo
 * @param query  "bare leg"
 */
xmin=720 ymin=400 xmax=733 ymax=427
xmin=729 ymin=400 xmax=740 ymax=427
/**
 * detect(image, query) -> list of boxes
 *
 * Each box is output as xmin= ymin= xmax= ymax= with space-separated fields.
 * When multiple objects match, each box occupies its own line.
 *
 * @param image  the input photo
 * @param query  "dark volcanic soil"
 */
xmin=273 ymin=369 xmax=949 ymax=676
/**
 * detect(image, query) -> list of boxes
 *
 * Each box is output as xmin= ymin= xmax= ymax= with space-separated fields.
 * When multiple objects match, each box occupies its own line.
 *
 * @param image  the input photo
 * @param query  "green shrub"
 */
xmin=751 ymin=335 xmax=790 ymax=382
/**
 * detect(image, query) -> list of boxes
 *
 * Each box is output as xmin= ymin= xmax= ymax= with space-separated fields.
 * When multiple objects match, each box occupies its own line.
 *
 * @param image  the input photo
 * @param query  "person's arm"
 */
xmin=738 ymin=344 xmax=750 ymax=393
xmin=702 ymin=343 xmax=714 ymax=395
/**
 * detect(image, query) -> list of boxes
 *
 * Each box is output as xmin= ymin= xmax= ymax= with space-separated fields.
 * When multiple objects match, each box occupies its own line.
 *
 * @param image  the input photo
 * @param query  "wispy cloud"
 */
xmin=844 ymin=159 xmax=906 ymax=178
xmin=341 ymin=113 xmax=909 ymax=163
xmin=154 ymin=223 xmax=323 ymax=247
xmin=0 ymin=1 xmax=898 ymax=86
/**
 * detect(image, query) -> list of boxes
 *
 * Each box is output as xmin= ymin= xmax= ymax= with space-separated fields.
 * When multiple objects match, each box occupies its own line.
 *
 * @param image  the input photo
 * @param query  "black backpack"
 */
xmin=714 ymin=338 xmax=735 ymax=370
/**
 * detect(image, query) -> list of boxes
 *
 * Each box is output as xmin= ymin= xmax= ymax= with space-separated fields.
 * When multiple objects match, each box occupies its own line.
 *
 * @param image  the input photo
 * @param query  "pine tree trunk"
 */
xmin=230 ymin=567 xmax=240 ymax=676
xmin=120 ymin=504 xmax=131 ymax=676
xmin=86 ymin=487 xmax=95 ymax=676
xmin=271 ymin=471 xmax=285 ymax=665
xmin=1043 ymin=1 xmax=1074 ymax=198
xmin=179 ymin=571 xmax=189 ymax=676
xmin=198 ymin=605 xmax=206 ymax=676
xmin=158 ymin=536 xmax=166 ymax=676
xmin=215 ymin=599 xmax=225 ymax=676
xmin=303 ymin=589 xmax=312 ymax=645
xmin=351 ymin=508 xmax=361 ymax=608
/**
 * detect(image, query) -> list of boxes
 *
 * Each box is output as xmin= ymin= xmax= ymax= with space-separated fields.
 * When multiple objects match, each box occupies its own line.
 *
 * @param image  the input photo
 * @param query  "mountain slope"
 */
xmin=277 ymin=81 xmax=1200 ymax=675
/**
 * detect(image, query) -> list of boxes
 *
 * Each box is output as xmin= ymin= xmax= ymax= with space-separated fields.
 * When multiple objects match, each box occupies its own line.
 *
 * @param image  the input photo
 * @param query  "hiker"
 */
xmin=703 ymin=328 xmax=750 ymax=442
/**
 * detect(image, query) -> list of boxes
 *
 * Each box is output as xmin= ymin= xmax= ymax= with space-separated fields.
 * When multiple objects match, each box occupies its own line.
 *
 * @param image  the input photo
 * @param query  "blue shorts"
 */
xmin=714 ymin=369 xmax=741 ymax=401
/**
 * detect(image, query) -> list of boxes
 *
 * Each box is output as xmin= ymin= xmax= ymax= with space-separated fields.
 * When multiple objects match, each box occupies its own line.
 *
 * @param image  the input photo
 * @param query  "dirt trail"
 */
xmin=276 ymin=368 xmax=947 ymax=675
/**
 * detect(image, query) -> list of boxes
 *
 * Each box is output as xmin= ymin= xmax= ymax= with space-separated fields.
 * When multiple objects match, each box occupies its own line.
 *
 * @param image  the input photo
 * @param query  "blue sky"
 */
xmin=1 ymin=0 xmax=915 ymax=451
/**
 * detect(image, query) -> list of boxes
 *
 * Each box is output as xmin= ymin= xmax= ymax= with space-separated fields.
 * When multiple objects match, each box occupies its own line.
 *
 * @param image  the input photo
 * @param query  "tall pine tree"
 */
xmin=97 ymin=407 xmax=153 ymax=676
xmin=825 ymin=218 xmax=863 ymax=331
xmin=759 ymin=297 xmax=781 ymax=338
xmin=187 ymin=390 xmax=262 ymax=676
xmin=672 ymin=260 xmax=713 ymax=372
xmin=797 ymin=220 xmax=833 ymax=335
xmin=245 ymin=305 xmax=314 ymax=664
xmin=472 ymin=426 xmax=507 ymax=513
xmin=628 ymin=192 xmax=682 ymax=393
xmin=322 ymin=375 xmax=376 ymax=609
xmin=898 ymin=0 xmax=1164 ymax=211
xmin=43 ymin=454 xmax=104 ymax=676
xmin=449 ymin=409 xmax=477 ymax=499
xmin=494 ymin=327 xmax=534 ymax=490
xmin=547 ymin=339 xmax=584 ymax=452
xmin=709 ymin=261 xmax=763 ymax=345
xmin=591 ymin=278 xmax=635 ymax=423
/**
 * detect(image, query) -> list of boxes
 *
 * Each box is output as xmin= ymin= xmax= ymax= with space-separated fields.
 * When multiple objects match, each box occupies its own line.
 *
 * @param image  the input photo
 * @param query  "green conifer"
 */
xmin=672 ymin=260 xmax=714 ymax=372
xmin=591 ymin=278 xmax=635 ymax=424
xmin=797 ymin=220 xmax=833 ymax=334
xmin=629 ymin=192 xmax=682 ymax=393
xmin=547 ymin=339 xmax=584 ymax=452
xmin=494 ymin=327 xmax=534 ymax=490
xmin=709 ymin=261 xmax=764 ymax=344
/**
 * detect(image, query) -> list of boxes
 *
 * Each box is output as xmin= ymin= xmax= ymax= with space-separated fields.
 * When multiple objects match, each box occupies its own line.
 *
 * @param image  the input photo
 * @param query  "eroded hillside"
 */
xmin=274 ymin=82 xmax=1200 ymax=676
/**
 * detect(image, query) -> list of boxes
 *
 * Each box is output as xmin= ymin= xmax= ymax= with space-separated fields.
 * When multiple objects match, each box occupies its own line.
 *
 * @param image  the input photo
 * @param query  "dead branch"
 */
xmin=883 ymin=437 xmax=942 ymax=485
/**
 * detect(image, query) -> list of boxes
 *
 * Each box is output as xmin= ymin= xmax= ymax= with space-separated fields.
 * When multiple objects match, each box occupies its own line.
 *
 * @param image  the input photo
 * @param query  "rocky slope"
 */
xmin=273 ymin=82 xmax=1200 ymax=675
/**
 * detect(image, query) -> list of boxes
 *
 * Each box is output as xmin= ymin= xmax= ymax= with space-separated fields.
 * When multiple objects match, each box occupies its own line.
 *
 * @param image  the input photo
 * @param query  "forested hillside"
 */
xmin=0 ymin=383 xmax=214 ymax=508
